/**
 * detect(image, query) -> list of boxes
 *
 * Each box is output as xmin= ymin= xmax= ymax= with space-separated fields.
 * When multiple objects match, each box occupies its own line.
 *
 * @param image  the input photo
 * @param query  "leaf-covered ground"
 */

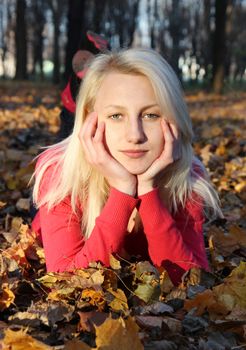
xmin=0 ymin=82 xmax=245 ymax=350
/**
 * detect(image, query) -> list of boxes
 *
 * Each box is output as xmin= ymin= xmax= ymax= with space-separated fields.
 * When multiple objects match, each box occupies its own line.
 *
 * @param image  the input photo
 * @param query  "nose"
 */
xmin=125 ymin=117 xmax=146 ymax=143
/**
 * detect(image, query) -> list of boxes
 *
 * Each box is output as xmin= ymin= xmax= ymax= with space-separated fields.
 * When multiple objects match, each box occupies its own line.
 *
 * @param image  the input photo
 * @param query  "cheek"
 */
xmin=147 ymin=126 xmax=165 ymax=156
xmin=104 ymin=124 xmax=119 ymax=155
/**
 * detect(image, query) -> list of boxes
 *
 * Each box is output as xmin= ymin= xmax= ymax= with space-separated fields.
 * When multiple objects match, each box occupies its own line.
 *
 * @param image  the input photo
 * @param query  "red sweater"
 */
xmin=32 ymin=162 xmax=210 ymax=285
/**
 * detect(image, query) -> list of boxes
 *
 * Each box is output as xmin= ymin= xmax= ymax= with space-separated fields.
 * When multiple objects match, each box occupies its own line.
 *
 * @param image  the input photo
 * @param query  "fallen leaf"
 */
xmin=107 ymin=288 xmax=129 ymax=312
xmin=184 ymin=289 xmax=228 ymax=319
xmin=95 ymin=316 xmax=143 ymax=350
xmin=109 ymin=254 xmax=121 ymax=270
xmin=64 ymin=339 xmax=91 ymax=350
xmin=213 ymin=261 xmax=246 ymax=311
xmin=1 ymin=328 xmax=53 ymax=349
xmin=81 ymin=289 xmax=106 ymax=311
xmin=0 ymin=285 xmax=15 ymax=311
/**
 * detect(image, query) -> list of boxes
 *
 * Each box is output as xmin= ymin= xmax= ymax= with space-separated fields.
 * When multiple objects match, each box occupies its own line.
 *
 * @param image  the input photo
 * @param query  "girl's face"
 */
xmin=94 ymin=72 xmax=165 ymax=175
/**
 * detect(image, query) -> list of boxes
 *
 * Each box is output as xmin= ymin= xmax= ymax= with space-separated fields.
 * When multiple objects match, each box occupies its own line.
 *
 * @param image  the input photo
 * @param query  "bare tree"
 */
xmin=104 ymin=0 xmax=139 ymax=48
xmin=202 ymin=0 xmax=212 ymax=80
xmin=15 ymin=0 xmax=27 ymax=80
xmin=230 ymin=0 xmax=246 ymax=81
xmin=168 ymin=0 xmax=184 ymax=79
xmin=64 ymin=0 xmax=87 ymax=80
xmin=48 ymin=0 xmax=67 ymax=84
xmin=212 ymin=0 xmax=229 ymax=93
xmin=29 ymin=0 xmax=46 ymax=79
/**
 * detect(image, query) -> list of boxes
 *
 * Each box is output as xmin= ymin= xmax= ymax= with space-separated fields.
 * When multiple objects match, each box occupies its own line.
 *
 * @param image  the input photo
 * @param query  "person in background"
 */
xmin=31 ymin=48 xmax=222 ymax=286
xmin=58 ymin=31 xmax=109 ymax=140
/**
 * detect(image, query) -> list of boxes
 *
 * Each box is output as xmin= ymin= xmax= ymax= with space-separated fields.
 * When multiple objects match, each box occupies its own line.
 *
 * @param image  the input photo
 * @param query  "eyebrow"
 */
xmin=103 ymin=103 xmax=160 ymax=111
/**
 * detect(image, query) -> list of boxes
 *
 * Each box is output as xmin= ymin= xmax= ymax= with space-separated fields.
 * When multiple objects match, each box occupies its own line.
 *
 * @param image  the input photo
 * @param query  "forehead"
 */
xmin=95 ymin=72 xmax=157 ymax=106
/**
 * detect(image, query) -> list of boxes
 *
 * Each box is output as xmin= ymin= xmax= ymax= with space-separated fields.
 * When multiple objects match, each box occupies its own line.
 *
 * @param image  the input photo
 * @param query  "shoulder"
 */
xmin=34 ymin=148 xmax=63 ymax=199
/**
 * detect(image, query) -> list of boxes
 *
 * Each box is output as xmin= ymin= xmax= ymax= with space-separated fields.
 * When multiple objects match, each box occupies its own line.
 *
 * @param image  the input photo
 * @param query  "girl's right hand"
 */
xmin=78 ymin=112 xmax=137 ymax=197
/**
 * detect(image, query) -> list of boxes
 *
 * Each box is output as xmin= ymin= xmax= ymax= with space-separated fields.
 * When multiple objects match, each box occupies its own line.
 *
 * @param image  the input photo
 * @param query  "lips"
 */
xmin=121 ymin=150 xmax=148 ymax=158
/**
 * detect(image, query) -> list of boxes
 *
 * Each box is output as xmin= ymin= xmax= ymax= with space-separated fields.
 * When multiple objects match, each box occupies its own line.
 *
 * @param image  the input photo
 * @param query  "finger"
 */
xmin=82 ymin=111 xmax=98 ymax=139
xmin=93 ymin=122 xmax=112 ymax=162
xmin=160 ymin=119 xmax=175 ymax=163
xmin=161 ymin=119 xmax=174 ymax=146
xmin=78 ymin=111 xmax=97 ymax=142
xmin=79 ymin=112 xmax=98 ymax=161
xmin=168 ymin=122 xmax=179 ymax=140
xmin=93 ymin=121 xmax=105 ymax=143
xmin=167 ymin=122 xmax=181 ymax=161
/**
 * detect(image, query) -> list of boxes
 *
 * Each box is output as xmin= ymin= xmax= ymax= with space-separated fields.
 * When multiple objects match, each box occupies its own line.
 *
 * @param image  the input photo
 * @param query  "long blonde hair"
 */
xmin=32 ymin=48 xmax=222 ymax=238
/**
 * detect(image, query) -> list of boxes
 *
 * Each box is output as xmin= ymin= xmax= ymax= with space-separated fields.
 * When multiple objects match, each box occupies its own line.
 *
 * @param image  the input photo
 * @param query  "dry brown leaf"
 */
xmin=77 ymin=311 xmax=108 ymax=333
xmin=184 ymin=289 xmax=228 ymax=319
xmin=213 ymin=261 xmax=246 ymax=311
xmin=64 ymin=339 xmax=91 ymax=350
xmin=208 ymin=224 xmax=246 ymax=257
xmin=135 ymin=315 xmax=182 ymax=333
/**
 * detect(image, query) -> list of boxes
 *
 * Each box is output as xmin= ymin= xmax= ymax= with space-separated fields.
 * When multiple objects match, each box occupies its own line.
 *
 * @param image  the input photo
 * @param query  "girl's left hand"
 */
xmin=137 ymin=119 xmax=181 ymax=196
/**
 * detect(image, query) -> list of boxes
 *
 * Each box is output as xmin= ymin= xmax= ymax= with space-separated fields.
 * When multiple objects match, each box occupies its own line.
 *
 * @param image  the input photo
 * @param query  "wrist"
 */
xmin=112 ymin=181 xmax=137 ymax=197
xmin=137 ymin=183 xmax=155 ymax=196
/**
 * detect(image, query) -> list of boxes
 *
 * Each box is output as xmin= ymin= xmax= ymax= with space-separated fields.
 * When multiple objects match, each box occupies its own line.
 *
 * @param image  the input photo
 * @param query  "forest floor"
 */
xmin=0 ymin=82 xmax=245 ymax=350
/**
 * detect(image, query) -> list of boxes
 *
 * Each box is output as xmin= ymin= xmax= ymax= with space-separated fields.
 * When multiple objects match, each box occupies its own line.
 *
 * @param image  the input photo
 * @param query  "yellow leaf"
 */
xmin=1 ymin=328 xmax=53 ymax=350
xmin=90 ymin=270 xmax=104 ymax=285
xmin=37 ymin=273 xmax=58 ymax=288
xmin=48 ymin=287 xmax=75 ymax=301
xmin=95 ymin=316 xmax=143 ymax=350
xmin=109 ymin=254 xmax=121 ymax=270
xmin=108 ymin=288 xmax=129 ymax=312
xmin=81 ymin=289 xmax=106 ymax=311
xmin=0 ymin=285 xmax=15 ymax=311
xmin=234 ymin=180 xmax=246 ymax=193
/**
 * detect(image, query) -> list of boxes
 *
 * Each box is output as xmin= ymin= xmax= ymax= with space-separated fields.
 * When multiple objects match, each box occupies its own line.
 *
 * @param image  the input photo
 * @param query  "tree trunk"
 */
xmin=53 ymin=13 xmax=60 ymax=84
xmin=127 ymin=0 xmax=139 ymax=47
xmin=15 ymin=0 xmax=27 ymax=80
xmin=93 ymin=0 xmax=107 ymax=34
xmin=32 ymin=0 xmax=45 ymax=79
xmin=224 ymin=0 xmax=234 ymax=79
xmin=65 ymin=0 xmax=87 ymax=80
xmin=169 ymin=0 xmax=182 ymax=79
xmin=203 ymin=0 xmax=211 ymax=80
xmin=212 ymin=0 xmax=228 ymax=94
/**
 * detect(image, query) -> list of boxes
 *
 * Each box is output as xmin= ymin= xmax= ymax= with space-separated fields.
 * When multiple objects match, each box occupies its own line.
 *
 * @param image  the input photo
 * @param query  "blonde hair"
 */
xmin=32 ymin=48 xmax=222 ymax=238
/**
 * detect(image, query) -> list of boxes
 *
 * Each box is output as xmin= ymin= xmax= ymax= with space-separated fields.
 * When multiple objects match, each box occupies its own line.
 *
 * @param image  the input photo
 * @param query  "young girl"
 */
xmin=32 ymin=48 xmax=221 ymax=285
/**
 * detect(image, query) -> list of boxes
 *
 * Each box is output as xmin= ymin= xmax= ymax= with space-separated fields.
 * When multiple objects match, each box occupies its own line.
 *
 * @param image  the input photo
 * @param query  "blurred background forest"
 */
xmin=0 ymin=0 xmax=245 ymax=93
xmin=0 ymin=1 xmax=246 ymax=348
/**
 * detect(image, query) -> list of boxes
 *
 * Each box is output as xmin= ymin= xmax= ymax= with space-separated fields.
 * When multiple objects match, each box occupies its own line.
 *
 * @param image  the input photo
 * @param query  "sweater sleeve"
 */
xmin=138 ymin=188 xmax=209 ymax=285
xmin=33 ymin=164 xmax=139 ymax=272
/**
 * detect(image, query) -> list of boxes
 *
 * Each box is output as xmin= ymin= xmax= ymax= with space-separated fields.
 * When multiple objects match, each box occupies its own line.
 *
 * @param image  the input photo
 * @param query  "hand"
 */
xmin=137 ymin=119 xmax=181 ymax=196
xmin=78 ymin=112 xmax=137 ymax=196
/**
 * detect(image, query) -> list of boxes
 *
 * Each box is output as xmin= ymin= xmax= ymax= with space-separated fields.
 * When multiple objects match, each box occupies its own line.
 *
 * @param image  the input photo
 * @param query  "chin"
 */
xmin=123 ymin=164 xmax=151 ymax=175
